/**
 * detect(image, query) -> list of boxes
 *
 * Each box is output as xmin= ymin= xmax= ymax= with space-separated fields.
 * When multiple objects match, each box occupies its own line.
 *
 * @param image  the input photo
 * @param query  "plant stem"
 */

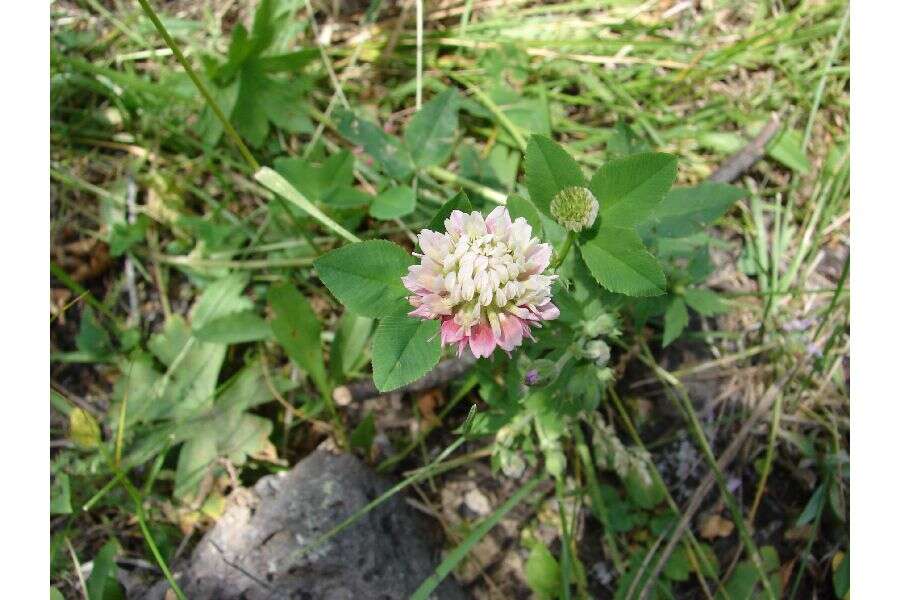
xmin=551 ymin=231 xmax=577 ymax=270
xmin=573 ymin=426 xmax=625 ymax=573
xmin=426 ymin=165 xmax=508 ymax=204
xmin=135 ymin=0 xmax=260 ymax=172
xmin=639 ymin=344 xmax=776 ymax=600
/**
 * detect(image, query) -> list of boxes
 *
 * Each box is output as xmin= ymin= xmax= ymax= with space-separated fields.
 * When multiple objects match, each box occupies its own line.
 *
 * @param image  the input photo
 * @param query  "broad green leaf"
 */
xmin=194 ymin=310 xmax=272 ymax=344
xmin=268 ymin=283 xmax=329 ymax=396
xmin=218 ymin=411 xmax=272 ymax=465
xmin=190 ymin=273 xmax=252 ymax=329
xmin=663 ymin=297 xmax=689 ymax=347
xmin=717 ymin=546 xmax=781 ymax=600
xmin=322 ymin=186 xmax=372 ymax=209
xmin=258 ymin=77 xmax=313 ymax=134
xmin=148 ymin=316 xmax=226 ymax=417
xmin=314 ymin=240 xmax=414 ymax=318
xmin=796 ymin=484 xmax=826 ymax=526
xmin=69 ymin=408 xmax=101 ymax=449
xmin=111 ymin=352 xmax=165 ymax=426
xmin=697 ymin=131 xmax=743 ymax=154
xmin=427 ymin=191 xmax=472 ymax=232
xmin=663 ymin=546 xmax=691 ymax=582
xmin=335 ymin=108 xmax=414 ymax=180
xmin=683 ymin=288 xmax=729 ymax=316
xmin=696 ymin=543 xmax=721 ymax=578
xmin=86 ymin=540 xmax=122 ymax=600
xmin=644 ymin=182 xmax=746 ymax=238
xmin=615 ymin=551 xmax=672 ymax=600
xmin=404 ymin=88 xmax=460 ymax=167
xmin=525 ymin=542 xmax=561 ymax=600
xmin=833 ymin=551 xmax=849 ymax=599
xmin=218 ymin=360 xmax=289 ymax=413
xmin=370 ymin=186 xmax=416 ymax=220
xmin=274 ymin=150 xmax=355 ymax=204
xmin=507 ymin=194 xmax=543 ymax=238
xmin=203 ymin=1 xmax=313 ymax=147
xmin=174 ymin=433 xmax=217 ymax=501
xmin=488 ymin=86 xmax=552 ymax=144
xmin=75 ymin=306 xmax=112 ymax=359
xmin=631 ymin=295 xmax=669 ymax=329
xmin=50 ymin=473 xmax=72 ymax=515
xmin=591 ymin=152 xmax=677 ymax=228
xmin=524 ymin=135 xmax=586 ymax=216
xmin=50 ymin=588 xmax=64 ymax=600
xmin=350 ymin=412 xmax=376 ymax=451
xmin=109 ymin=216 xmax=148 ymax=256
xmin=767 ymin=128 xmax=811 ymax=173
xmin=624 ymin=467 xmax=666 ymax=509
xmin=580 ymin=227 xmax=666 ymax=296
xmin=255 ymin=166 xmax=361 ymax=243
xmin=607 ymin=120 xmax=651 ymax=158
xmin=329 ymin=311 xmax=374 ymax=382
xmin=458 ymin=143 xmax=505 ymax=203
xmin=371 ymin=315 xmax=441 ymax=393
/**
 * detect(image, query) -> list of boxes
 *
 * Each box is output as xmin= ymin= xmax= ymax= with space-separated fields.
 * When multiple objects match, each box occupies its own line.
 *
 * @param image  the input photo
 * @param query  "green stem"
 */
xmin=377 ymin=373 xmax=477 ymax=473
xmin=117 ymin=472 xmax=188 ymax=600
xmin=551 ymin=231 xmax=577 ymax=270
xmin=639 ymin=344 xmax=776 ymax=600
xmin=555 ymin=476 xmax=573 ymax=600
xmin=135 ymin=0 xmax=260 ymax=172
xmin=426 ymin=165 xmax=508 ymax=204
xmin=573 ymin=426 xmax=625 ymax=573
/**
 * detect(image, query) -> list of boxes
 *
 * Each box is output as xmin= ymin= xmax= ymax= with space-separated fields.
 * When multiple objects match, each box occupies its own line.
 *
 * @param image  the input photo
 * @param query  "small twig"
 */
xmin=708 ymin=115 xmax=782 ymax=183
xmin=123 ymin=176 xmax=139 ymax=326
xmin=332 ymin=355 xmax=475 ymax=405
xmin=636 ymin=359 xmax=805 ymax=599
xmin=64 ymin=537 xmax=90 ymax=600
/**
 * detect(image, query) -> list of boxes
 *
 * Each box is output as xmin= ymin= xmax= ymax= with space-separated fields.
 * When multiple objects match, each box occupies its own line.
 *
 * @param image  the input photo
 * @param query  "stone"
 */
xmin=143 ymin=450 xmax=465 ymax=600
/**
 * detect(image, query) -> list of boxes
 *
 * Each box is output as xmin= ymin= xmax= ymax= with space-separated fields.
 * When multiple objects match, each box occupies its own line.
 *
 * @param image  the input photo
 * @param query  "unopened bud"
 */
xmin=522 ymin=359 xmax=557 ymax=386
xmin=584 ymin=340 xmax=611 ymax=366
xmin=550 ymin=186 xmax=599 ymax=232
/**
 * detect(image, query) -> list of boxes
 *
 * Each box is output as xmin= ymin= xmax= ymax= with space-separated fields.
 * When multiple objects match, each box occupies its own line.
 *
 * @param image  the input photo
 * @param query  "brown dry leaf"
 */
xmin=417 ymin=389 xmax=444 ymax=429
xmin=56 ymin=238 xmax=112 ymax=282
xmin=699 ymin=513 xmax=734 ymax=539
xmin=251 ymin=439 xmax=286 ymax=465
xmin=50 ymin=288 xmax=73 ymax=323
xmin=780 ymin=558 xmax=797 ymax=591
xmin=69 ymin=408 xmax=102 ymax=449
xmin=785 ymin=523 xmax=814 ymax=541
xmin=200 ymin=490 xmax=227 ymax=521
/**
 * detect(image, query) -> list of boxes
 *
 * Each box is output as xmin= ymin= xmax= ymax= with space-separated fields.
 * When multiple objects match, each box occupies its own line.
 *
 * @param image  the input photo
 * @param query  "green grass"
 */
xmin=50 ymin=1 xmax=848 ymax=598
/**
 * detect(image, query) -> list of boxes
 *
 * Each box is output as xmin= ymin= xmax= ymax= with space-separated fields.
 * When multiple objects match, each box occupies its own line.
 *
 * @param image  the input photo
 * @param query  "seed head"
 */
xmin=550 ymin=186 xmax=599 ymax=232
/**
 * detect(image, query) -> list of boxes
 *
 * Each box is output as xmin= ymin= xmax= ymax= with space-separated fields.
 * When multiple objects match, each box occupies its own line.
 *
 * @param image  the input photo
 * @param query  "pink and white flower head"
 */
xmin=402 ymin=206 xmax=559 ymax=359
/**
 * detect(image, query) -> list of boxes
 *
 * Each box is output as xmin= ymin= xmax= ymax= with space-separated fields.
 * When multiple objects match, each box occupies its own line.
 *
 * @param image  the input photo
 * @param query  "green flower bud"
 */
xmin=582 ymin=312 xmax=619 ymax=338
xmin=550 ymin=186 xmax=599 ymax=232
xmin=584 ymin=340 xmax=611 ymax=366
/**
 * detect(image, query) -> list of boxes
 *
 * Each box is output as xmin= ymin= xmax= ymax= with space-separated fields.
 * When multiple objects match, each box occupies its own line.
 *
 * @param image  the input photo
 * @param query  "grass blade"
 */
xmin=411 ymin=475 xmax=545 ymax=600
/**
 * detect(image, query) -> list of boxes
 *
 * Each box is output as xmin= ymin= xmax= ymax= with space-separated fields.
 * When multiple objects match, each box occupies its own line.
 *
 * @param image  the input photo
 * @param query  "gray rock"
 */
xmin=144 ymin=450 xmax=466 ymax=600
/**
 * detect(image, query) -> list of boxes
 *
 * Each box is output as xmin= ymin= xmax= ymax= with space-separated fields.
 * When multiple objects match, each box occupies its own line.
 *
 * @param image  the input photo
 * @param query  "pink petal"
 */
xmin=537 ymin=301 xmax=560 ymax=321
xmin=497 ymin=314 xmax=525 ymax=351
xmin=409 ymin=304 xmax=433 ymax=318
xmin=485 ymin=206 xmax=512 ymax=235
xmin=468 ymin=323 xmax=498 ymax=358
xmin=525 ymin=244 xmax=552 ymax=274
xmin=445 ymin=210 xmax=467 ymax=236
xmin=440 ymin=318 xmax=465 ymax=345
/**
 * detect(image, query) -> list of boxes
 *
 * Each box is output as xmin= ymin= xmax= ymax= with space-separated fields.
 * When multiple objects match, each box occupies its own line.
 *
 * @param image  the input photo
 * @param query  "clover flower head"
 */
xmin=550 ymin=186 xmax=599 ymax=232
xmin=402 ymin=206 xmax=559 ymax=359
